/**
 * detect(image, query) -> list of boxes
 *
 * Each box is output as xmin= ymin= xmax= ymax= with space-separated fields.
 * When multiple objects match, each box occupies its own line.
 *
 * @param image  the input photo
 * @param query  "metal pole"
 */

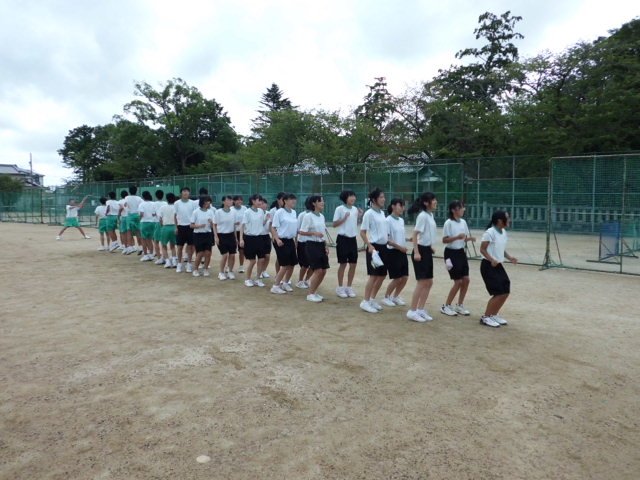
xmin=543 ymin=157 xmax=554 ymax=269
xmin=620 ymin=156 xmax=627 ymax=274
xmin=591 ymin=155 xmax=596 ymax=233
xmin=511 ymin=155 xmax=516 ymax=229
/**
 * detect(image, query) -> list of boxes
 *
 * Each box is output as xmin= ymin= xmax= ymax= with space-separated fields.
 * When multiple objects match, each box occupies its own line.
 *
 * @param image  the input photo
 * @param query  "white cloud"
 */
xmin=0 ymin=0 xmax=636 ymax=185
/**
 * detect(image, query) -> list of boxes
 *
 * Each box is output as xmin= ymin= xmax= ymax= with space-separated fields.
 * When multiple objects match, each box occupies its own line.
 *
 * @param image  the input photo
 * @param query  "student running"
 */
xmin=333 ymin=190 xmax=360 ymax=298
xmin=441 ymin=200 xmax=475 ymax=317
xmin=479 ymin=210 xmax=518 ymax=328
xmin=407 ymin=192 xmax=438 ymax=323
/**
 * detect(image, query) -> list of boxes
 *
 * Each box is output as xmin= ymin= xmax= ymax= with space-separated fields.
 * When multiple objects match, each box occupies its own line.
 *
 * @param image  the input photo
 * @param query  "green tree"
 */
xmin=58 ymin=125 xmax=113 ymax=182
xmin=124 ymin=78 xmax=239 ymax=173
xmin=0 ymin=175 xmax=24 ymax=192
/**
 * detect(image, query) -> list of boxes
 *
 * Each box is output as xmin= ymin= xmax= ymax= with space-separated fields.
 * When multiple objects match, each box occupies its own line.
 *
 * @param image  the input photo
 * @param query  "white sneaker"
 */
xmin=336 ymin=286 xmax=349 ymax=298
xmin=271 ymin=285 xmax=286 ymax=294
xmin=83 ymin=235 xmax=91 ymax=239
xmin=407 ymin=310 xmax=426 ymax=323
xmin=480 ymin=315 xmax=501 ymax=328
xmin=226 ymin=271 xmax=236 ymax=280
xmin=492 ymin=314 xmax=508 ymax=326
xmin=346 ymin=287 xmax=356 ymax=298
xmin=359 ymin=300 xmax=378 ymax=313
xmin=307 ymin=293 xmax=323 ymax=303
xmin=182 ymin=255 xmax=189 ymax=262
xmin=192 ymin=270 xmax=200 ymax=277
xmin=418 ymin=310 xmax=433 ymax=321
xmin=97 ymin=246 xmax=106 ymax=251
xmin=369 ymin=299 xmax=383 ymax=311
xmin=238 ymin=265 xmax=245 ymax=273
xmin=137 ymin=248 xmax=143 ymax=255
xmin=141 ymin=254 xmax=152 ymax=262
xmin=454 ymin=304 xmax=471 ymax=316
xmin=282 ymin=282 xmax=293 ymax=292
xmin=164 ymin=261 xmax=173 ymax=269
xmin=382 ymin=297 xmax=396 ymax=307
xmin=218 ymin=272 xmax=227 ymax=281
xmin=56 ymin=235 xmax=61 ymax=240
xmin=171 ymin=257 xmax=178 ymax=267
xmin=108 ymin=243 xmax=118 ymax=252
xmin=392 ymin=296 xmax=406 ymax=306
xmin=185 ymin=263 xmax=193 ymax=273
xmin=244 ymin=279 xmax=254 ymax=287
xmin=296 ymin=281 xmax=308 ymax=289
xmin=440 ymin=304 xmax=458 ymax=316
xmin=254 ymin=279 xmax=265 ymax=288
xmin=154 ymin=257 xmax=165 ymax=265
xmin=126 ymin=247 xmax=135 ymax=255
xmin=303 ymin=281 xmax=311 ymax=288
xmin=203 ymin=269 xmax=210 ymax=277
xmin=260 ymin=271 xmax=270 ymax=278
xmin=176 ymin=263 xmax=184 ymax=273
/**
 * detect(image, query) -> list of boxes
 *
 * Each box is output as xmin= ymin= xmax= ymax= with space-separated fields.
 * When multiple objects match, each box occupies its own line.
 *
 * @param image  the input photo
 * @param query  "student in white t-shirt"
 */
xmin=382 ymin=198 xmax=410 ymax=308
xmin=118 ymin=190 xmax=133 ymax=254
xmin=333 ymin=190 xmax=362 ymax=299
xmin=104 ymin=191 xmax=121 ymax=251
xmin=239 ymin=194 xmax=268 ymax=287
xmin=270 ymin=193 xmax=299 ymax=294
xmin=407 ymin=192 xmax=438 ymax=323
xmin=190 ymin=195 xmax=215 ymax=277
xmin=295 ymin=197 xmax=314 ymax=289
xmin=153 ymin=190 xmax=167 ymax=265
xmin=94 ymin=196 xmax=108 ymax=251
xmin=359 ymin=188 xmax=389 ymax=314
xmin=213 ymin=195 xmax=238 ymax=280
xmin=298 ymin=195 xmax=330 ymax=303
xmin=233 ymin=195 xmax=248 ymax=273
xmin=441 ymin=200 xmax=475 ymax=317
xmin=263 ymin=192 xmax=285 ymax=279
xmin=174 ymin=187 xmax=198 ymax=273
xmin=479 ymin=210 xmax=518 ymax=328
xmin=138 ymin=191 xmax=158 ymax=262
xmin=57 ymin=195 xmax=90 ymax=240
xmin=158 ymin=193 xmax=178 ymax=268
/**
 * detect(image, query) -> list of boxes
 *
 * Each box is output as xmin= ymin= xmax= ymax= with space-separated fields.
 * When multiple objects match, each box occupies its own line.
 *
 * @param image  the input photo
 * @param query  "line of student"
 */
xmin=90 ymin=186 xmax=517 ymax=327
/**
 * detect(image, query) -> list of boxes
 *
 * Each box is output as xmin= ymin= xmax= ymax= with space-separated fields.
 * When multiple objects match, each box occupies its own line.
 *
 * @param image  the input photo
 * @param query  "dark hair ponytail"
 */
xmin=387 ymin=198 xmax=405 ymax=215
xmin=408 ymin=192 xmax=436 ymax=215
xmin=339 ymin=190 xmax=356 ymax=203
xmin=367 ymin=188 xmax=383 ymax=208
xmin=448 ymin=200 xmax=463 ymax=220
xmin=486 ymin=210 xmax=508 ymax=229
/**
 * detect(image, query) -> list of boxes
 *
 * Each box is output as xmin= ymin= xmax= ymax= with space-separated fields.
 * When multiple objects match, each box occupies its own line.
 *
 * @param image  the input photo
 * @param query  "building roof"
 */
xmin=0 ymin=163 xmax=43 ymax=177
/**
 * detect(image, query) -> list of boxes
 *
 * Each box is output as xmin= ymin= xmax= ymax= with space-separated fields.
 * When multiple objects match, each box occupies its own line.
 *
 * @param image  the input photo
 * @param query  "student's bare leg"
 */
xmin=57 ymin=226 xmax=68 ymax=236
xmin=458 ymin=276 xmax=470 ymax=304
xmin=305 ymin=268 xmax=314 ymax=282
xmin=283 ymin=266 xmax=294 ymax=284
xmin=228 ymin=253 xmax=236 ymax=270
xmin=370 ymin=275 xmax=385 ymax=299
xmin=204 ymin=251 xmax=212 ymax=270
xmin=446 ymin=279 xmax=463 ymax=306
xmin=347 ymin=262 xmax=357 ymax=287
xmin=418 ymin=279 xmax=433 ymax=310
xmin=485 ymin=293 xmax=509 ymax=316
xmin=245 ymin=259 xmax=256 ymax=279
xmin=299 ymin=266 xmax=308 ymax=282
xmin=219 ymin=253 xmax=228 ymax=272
xmin=309 ymin=269 xmax=327 ymax=295
xmin=364 ymin=275 xmax=376 ymax=300
xmin=410 ymin=280 xmax=428 ymax=311
xmin=337 ymin=263 xmax=347 ymax=287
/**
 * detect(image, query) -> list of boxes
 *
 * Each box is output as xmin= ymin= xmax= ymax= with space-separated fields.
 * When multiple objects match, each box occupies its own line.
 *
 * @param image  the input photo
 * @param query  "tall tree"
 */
xmin=251 ymin=83 xmax=294 ymax=135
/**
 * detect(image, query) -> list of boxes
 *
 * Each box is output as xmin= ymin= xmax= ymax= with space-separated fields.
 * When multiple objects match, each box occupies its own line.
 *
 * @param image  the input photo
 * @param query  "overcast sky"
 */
xmin=0 ymin=0 xmax=637 ymax=185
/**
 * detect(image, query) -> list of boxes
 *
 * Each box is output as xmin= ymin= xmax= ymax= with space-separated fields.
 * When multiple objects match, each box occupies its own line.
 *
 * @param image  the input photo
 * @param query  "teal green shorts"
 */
xmin=160 ymin=225 xmax=177 ymax=245
xmin=141 ymin=222 xmax=156 ymax=239
xmin=153 ymin=222 xmax=162 ymax=242
xmin=106 ymin=216 xmax=118 ymax=231
xmin=128 ymin=213 xmax=141 ymax=233
xmin=64 ymin=217 xmax=79 ymax=227
xmin=119 ymin=215 xmax=130 ymax=233
xmin=98 ymin=218 xmax=108 ymax=234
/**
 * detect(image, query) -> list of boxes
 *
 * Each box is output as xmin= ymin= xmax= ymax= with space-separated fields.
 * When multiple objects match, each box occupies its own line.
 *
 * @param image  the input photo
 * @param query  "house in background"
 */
xmin=0 ymin=164 xmax=45 ymax=188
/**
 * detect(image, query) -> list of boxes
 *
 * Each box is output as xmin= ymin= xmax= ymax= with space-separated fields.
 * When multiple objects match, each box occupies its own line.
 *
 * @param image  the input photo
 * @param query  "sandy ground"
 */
xmin=1 ymin=222 xmax=639 ymax=480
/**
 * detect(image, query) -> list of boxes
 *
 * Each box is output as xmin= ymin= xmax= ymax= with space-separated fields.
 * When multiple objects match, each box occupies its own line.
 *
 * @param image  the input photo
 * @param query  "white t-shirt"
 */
xmin=190 ymin=208 xmax=215 ymax=233
xmin=94 ymin=205 xmax=107 ymax=219
xmin=233 ymin=205 xmax=247 ymax=232
xmin=333 ymin=205 xmax=358 ymax=237
xmin=214 ymin=208 xmax=236 ymax=234
xmin=119 ymin=198 xmax=129 ymax=216
xmin=159 ymin=204 xmax=176 ymax=225
xmin=360 ymin=208 xmax=388 ymax=245
xmin=272 ymin=208 xmax=298 ymax=239
xmin=481 ymin=227 xmax=508 ymax=263
xmin=106 ymin=199 xmax=120 ymax=216
xmin=154 ymin=201 xmax=167 ymax=223
xmin=65 ymin=205 xmax=79 ymax=218
xmin=138 ymin=200 xmax=157 ymax=223
xmin=126 ymin=195 xmax=142 ymax=215
xmin=386 ymin=215 xmax=406 ymax=250
xmin=175 ymin=199 xmax=198 ymax=226
xmin=443 ymin=218 xmax=469 ymax=250
xmin=297 ymin=211 xmax=309 ymax=243
xmin=300 ymin=211 xmax=326 ymax=242
xmin=242 ymin=208 xmax=265 ymax=236
xmin=414 ymin=211 xmax=437 ymax=247
xmin=264 ymin=207 xmax=278 ymax=235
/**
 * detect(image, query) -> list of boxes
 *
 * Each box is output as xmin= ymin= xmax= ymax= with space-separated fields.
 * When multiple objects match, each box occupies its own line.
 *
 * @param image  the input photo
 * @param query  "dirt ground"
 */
xmin=1 ymin=222 xmax=639 ymax=480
